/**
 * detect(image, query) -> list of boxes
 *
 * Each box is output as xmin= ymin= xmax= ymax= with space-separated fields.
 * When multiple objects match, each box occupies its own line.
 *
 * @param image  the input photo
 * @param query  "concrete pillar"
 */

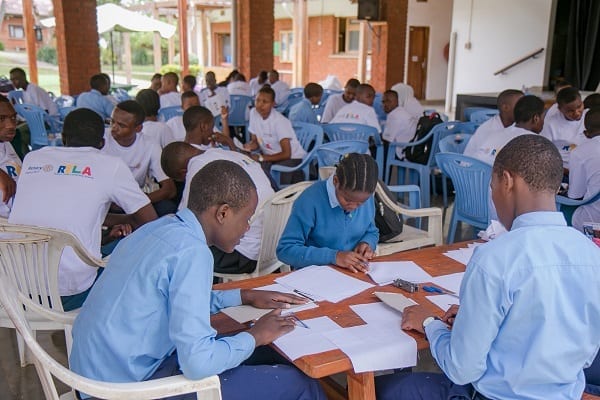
xmin=152 ymin=6 xmax=162 ymax=73
xmin=292 ymin=0 xmax=308 ymax=87
xmin=53 ymin=0 xmax=100 ymax=94
xmin=236 ymin=0 xmax=274 ymax=79
xmin=370 ymin=0 xmax=408 ymax=92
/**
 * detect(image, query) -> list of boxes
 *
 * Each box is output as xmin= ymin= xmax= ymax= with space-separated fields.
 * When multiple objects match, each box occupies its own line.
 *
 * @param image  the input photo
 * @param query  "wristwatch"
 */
xmin=258 ymin=155 xmax=264 ymax=162
xmin=422 ymin=316 xmax=437 ymax=330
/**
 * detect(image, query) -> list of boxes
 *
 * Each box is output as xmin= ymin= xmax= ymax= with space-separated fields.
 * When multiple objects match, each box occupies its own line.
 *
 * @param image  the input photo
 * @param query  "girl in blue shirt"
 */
xmin=277 ymin=153 xmax=379 ymax=272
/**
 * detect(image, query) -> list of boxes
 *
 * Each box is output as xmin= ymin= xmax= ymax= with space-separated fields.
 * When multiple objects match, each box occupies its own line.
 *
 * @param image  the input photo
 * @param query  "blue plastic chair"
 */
xmin=385 ymin=121 xmax=479 ymax=208
xmin=14 ymin=103 xmax=62 ymax=149
xmin=158 ymin=106 xmax=184 ymax=122
xmin=281 ymin=92 xmax=305 ymax=116
xmin=470 ymin=109 xmax=499 ymax=124
xmin=270 ymin=122 xmax=324 ymax=188
xmin=438 ymin=133 xmax=473 ymax=154
xmin=111 ymin=87 xmax=131 ymax=102
xmin=228 ymin=95 xmax=253 ymax=127
xmin=435 ymin=153 xmax=492 ymax=244
xmin=7 ymin=90 xmax=24 ymax=105
xmin=555 ymin=191 xmax=600 ymax=226
xmin=54 ymin=95 xmax=75 ymax=109
xmin=463 ymin=107 xmax=495 ymax=122
xmin=57 ymin=106 xmax=76 ymax=121
xmin=373 ymin=93 xmax=387 ymax=125
xmin=322 ymin=123 xmax=384 ymax=180
xmin=316 ymin=140 xmax=370 ymax=169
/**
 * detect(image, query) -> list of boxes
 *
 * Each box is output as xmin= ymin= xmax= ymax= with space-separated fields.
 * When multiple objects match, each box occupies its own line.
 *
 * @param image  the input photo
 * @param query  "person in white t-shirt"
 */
xmin=166 ymin=91 xmax=200 ymax=141
xmin=161 ymin=142 xmax=275 ymax=274
xmin=8 ymin=108 xmax=157 ymax=311
xmin=568 ymin=108 xmax=600 ymax=231
xmin=541 ymin=87 xmax=587 ymax=170
xmin=464 ymin=89 xmax=524 ymax=156
xmin=545 ymin=79 xmax=572 ymax=121
xmin=0 ymin=97 xmax=21 ymax=217
xmin=321 ymin=78 xmax=360 ymax=123
xmin=465 ymin=95 xmax=545 ymax=165
xmin=330 ymin=83 xmax=381 ymax=133
xmin=10 ymin=67 xmax=58 ymax=116
xmin=103 ymin=101 xmax=177 ymax=216
xmin=181 ymin=75 xmax=197 ymax=93
xmin=381 ymin=89 xmax=418 ymax=159
xmin=199 ymin=71 xmax=231 ymax=117
xmin=268 ymin=69 xmax=290 ymax=108
xmin=227 ymin=72 xmax=252 ymax=96
xmin=159 ymin=72 xmax=181 ymax=109
xmin=390 ymin=82 xmax=424 ymax=120
xmin=244 ymin=86 xmax=307 ymax=185
xmin=249 ymin=70 xmax=268 ymax=98
xmin=136 ymin=89 xmax=175 ymax=149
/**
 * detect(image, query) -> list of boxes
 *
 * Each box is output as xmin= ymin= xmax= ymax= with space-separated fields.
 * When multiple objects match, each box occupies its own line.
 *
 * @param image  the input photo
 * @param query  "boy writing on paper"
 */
xmin=377 ymin=134 xmax=600 ymax=400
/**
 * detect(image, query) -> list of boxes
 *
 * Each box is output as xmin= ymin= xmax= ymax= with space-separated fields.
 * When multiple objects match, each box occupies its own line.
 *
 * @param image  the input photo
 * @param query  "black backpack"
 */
xmin=403 ymin=112 xmax=443 ymax=164
xmin=374 ymin=180 xmax=404 ymax=242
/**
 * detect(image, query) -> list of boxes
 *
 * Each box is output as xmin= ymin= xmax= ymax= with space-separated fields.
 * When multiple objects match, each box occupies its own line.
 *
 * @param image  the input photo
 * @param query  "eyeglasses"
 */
xmin=0 ymin=114 xmax=17 ymax=123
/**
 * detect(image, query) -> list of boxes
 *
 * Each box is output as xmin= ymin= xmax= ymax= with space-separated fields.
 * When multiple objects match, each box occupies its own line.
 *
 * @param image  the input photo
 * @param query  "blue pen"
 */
xmin=422 ymin=285 xmax=459 ymax=298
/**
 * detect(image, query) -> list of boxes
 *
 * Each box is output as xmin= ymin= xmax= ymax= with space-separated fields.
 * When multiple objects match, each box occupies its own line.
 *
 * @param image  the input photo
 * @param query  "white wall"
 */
xmin=449 ymin=0 xmax=554 ymax=108
xmin=405 ymin=0 xmax=454 ymax=100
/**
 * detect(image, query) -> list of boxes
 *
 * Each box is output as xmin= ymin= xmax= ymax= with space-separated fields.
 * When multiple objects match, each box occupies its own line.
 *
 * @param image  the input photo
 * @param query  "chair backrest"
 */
xmin=229 ymin=94 xmax=253 ymax=126
xmin=0 ymin=278 xmax=222 ymax=400
xmin=58 ymin=106 xmax=75 ymax=121
xmin=8 ymin=90 xmax=24 ymax=105
xmin=14 ymin=103 xmax=50 ymax=148
xmin=322 ymin=123 xmax=381 ymax=145
xmin=158 ymin=106 xmax=184 ymax=122
xmin=427 ymin=121 xmax=479 ymax=167
xmin=438 ymin=133 xmax=474 ymax=154
xmin=316 ymin=140 xmax=370 ymax=168
xmin=463 ymin=106 xmax=496 ymax=121
xmin=282 ymin=92 xmax=305 ymax=116
xmin=54 ymin=95 xmax=75 ymax=108
xmin=111 ymin=87 xmax=131 ymax=102
xmin=470 ymin=109 xmax=499 ymax=124
xmin=435 ymin=153 xmax=491 ymax=225
xmin=292 ymin=121 xmax=324 ymax=153
xmin=373 ymin=92 xmax=387 ymax=123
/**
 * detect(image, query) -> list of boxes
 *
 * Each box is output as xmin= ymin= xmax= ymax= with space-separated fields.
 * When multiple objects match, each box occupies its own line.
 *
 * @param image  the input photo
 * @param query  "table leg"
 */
xmin=347 ymin=370 xmax=375 ymax=400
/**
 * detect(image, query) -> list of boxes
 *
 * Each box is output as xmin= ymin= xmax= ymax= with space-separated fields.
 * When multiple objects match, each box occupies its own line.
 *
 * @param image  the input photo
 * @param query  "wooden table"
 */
xmin=212 ymin=242 xmax=470 ymax=400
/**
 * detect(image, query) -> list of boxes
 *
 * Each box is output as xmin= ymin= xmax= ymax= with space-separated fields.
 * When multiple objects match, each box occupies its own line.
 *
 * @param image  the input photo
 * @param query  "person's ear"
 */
xmin=134 ymin=123 xmax=143 ymax=133
xmin=501 ymin=169 xmax=515 ymax=193
xmin=215 ymin=203 xmax=231 ymax=225
xmin=332 ymin=175 xmax=339 ymax=188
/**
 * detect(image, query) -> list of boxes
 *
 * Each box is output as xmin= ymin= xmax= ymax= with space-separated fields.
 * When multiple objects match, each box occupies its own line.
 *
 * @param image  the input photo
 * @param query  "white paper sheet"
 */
xmin=273 ymin=316 xmax=342 ymax=360
xmin=367 ymin=261 xmax=433 ymax=285
xmin=275 ymin=265 xmax=374 ymax=303
xmin=429 ymin=272 xmax=464 ymax=296
xmin=351 ymin=302 xmax=405 ymax=330
xmin=323 ymin=324 xmax=417 ymax=373
xmin=425 ymin=294 xmax=460 ymax=312
xmin=253 ymin=283 xmax=319 ymax=314
xmin=442 ymin=242 xmax=483 ymax=266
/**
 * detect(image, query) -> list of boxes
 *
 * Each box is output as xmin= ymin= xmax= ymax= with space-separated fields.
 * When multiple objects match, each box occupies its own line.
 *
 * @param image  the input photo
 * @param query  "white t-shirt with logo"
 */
xmin=248 ymin=108 xmax=306 ymax=159
xmin=159 ymin=91 xmax=181 ymax=109
xmin=179 ymin=148 xmax=274 ymax=260
xmin=142 ymin=120 xmax=176 ymax=149
xmin=382 ymin=106 xmax=418 ymax=159
xmin=321 ymin=93 xmax=349 ymax=124
xmin=330 ymin=101 xmax=382 ymax=133
xmin=199 ymin=87 xmax=231 ymax=116
xmin=568 ymin=136 xmax=600 ymax=231
xmin=465 ymin=126 xmax=532 ymax=166
xmin=0 ymin=141 xmax=22 ymax=217
xmin=541 ymin=110 xmax=587 ymax=168
xmin=8 ymin=147 xmax=150 ymax=295
xmin=101 ymin=133 xmax=169 ymax=187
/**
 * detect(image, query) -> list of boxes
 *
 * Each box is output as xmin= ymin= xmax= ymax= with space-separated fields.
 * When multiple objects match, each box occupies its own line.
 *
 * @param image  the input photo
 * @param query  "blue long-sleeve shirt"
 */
xmin=288 ymin=99 xmax=319 ymax=125
xmin=277 ymin=177 xmax=378 ymax=269
xmin=70 ymin=209 xmax=255 ymax=387
xmin=425 ymin=211 xmax=600 ymax=399
xmin=76 ymin=89 xmax=115 ymax=120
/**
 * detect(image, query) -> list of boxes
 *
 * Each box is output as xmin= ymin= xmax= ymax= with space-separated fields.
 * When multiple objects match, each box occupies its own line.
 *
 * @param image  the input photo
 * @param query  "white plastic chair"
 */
xmin=0 ymin=278 xmax=222 ymax=400
xmin=0 ymin=223 xmax=105 ymax=367
xmin=214 ymin=181 xmax=313 ymax=282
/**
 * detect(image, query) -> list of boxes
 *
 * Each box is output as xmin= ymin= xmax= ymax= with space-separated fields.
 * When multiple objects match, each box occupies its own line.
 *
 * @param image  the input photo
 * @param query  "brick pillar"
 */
xmin=237 ymin=0 xmax=274 ymax=79
xmin=370 ymin=0 xmax=408 ymax=92
xmin=53 ymin=0 xmax=100 ymax=95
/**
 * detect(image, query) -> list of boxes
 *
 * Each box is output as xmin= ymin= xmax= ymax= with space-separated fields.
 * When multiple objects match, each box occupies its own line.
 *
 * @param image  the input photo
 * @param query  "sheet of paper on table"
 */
xmin=373 ymin=292 xmax=418 ymax=314
xmin=428 ymin=272 xmax=464 ymax=296
xmin=275 ymin=265 xmax=374 ymax=303
xmin=425 ymin=294 xmax=460 ymax=312
xmin=442 ymin=242 xmax=483 ymax=266
xmin=273 ymin=316 xmax=342 ymax=360
xmin=367 ymin=261 xmax=433 ymax=285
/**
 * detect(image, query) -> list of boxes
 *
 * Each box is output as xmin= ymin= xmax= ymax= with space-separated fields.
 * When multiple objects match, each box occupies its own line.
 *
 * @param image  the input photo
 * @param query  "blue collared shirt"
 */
xmin=70 ymin=209 xmax=255 ymax=386
xmin=426 ymin=211 xmax=600 ymax=399
xmin=76 ymin=89 xmax=115 ymax=120
xmin=288 ymin=99 xmax=319 ymax=125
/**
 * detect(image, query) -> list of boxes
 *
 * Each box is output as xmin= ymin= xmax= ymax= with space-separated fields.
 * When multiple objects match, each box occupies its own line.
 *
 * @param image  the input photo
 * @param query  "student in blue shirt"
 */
xmin=76 ymin=74 xmax=115 ymax=121
xmin=288 ymin=82 xmax=323 ymax=124
xmin=376 ymin=134 xmax=600 ymax=400
xmin=277 ymin=153 xmax=379 ymax=272
xmin=70 ymin=160 xmax=326 ymax=400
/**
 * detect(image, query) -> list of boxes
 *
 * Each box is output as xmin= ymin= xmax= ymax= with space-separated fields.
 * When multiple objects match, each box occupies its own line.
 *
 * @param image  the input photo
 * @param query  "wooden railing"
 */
xmin=493 ymin=48 xmax=545 ymax=76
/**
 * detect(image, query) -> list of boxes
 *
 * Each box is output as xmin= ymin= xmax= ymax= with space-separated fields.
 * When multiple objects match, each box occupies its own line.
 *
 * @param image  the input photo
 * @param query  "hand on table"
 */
xmin=241 ymin=289 xmax=308 ymax=309
xmin=442 ymin=304 xmax=460 ymax=327
xmin=248 ymin=309 xmax=296 ymax=346
xmin=401 ymin=305 xmax=434 ymax=334
xmin=335 ymin=251 xmax=370 ymax=273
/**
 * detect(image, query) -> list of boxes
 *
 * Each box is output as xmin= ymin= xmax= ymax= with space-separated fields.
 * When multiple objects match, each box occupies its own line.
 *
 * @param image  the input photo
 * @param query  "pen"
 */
xmin=293 ymin=289 xmax=315 ymax=302
xmin=422 ymin=285 xmax=459 ymax=299
xmin=289 ymin=314 xmax=309 ymax=329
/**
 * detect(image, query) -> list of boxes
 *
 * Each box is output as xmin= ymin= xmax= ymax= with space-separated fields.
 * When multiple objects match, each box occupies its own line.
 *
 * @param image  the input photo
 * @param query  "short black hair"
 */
xmin=183 ymin=105 xmax=213 ymax=132
xmin=151 ymin=73 xmax=162 ymax=80
xmin=161 ymin=141 xmax=196 ymax=180
xmin=62 ymin=108 xmax=104 ymax=148
xmin=584 ymin=93 xmax=600 ymax=110
xmin=356 ymin=84 xmax=375 ymax=97
xmin=163 ymin=72 xmax=179 ymax=85
xmin=258 ymin=86 xmax=276 ymax=102
xmin=513 ymin=95 xmax=545 ymax=123
xmin=557 ymin=87 xmax=581 ymax=106
xmin=268 ymin=70 xmax=279 ymax=80
xmin=493 ymin=135 xmax=562 ymax=193
xmin=335 ymin=153 xmax=378 ymax=193
xmin=90 ymin=74 xmax=108 ymax=91
xmin=304 ymin=83 xmax=323 ymax=98
xmin=384 ymin=89 xmax=398 ymax=100
xmin=116 ymin=100 xmax=145 ymax=126
xmin=187 ymin=160 xmax=256 ymax=213
xmin=100 ymin=73 xmax=111 ymax=85
xmin=345 ymin=79 xmax=360 ymax=89
xmin=181 ymin=91 xmax=199 ymax=102
xmin=183 ymin=75 xmax=197 ymax=89
xmin=258 ymin=70 xmax=268 ymax=82
xmin=9 ymin=68 xmax=26 ymax=79
xmin=135 ymin=89 xmax=160 ymax=117
xmin=585 ymin=108 xmax=600 ymax=134
xmin=497 ymin=89 xmax=524 ymax=108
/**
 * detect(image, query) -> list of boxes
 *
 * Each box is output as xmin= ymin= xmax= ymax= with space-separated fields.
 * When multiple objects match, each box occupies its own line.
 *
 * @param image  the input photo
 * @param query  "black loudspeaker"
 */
xmin=358 ymin=0 xmax=381 ymax=21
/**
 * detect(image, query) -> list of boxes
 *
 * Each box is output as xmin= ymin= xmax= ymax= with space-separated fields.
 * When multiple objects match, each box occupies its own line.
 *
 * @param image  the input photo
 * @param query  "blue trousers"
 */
xmin=147 ymin=347 xmax=326 ymax=400
xmin=586 ymin=351 xmax=600 ymax=395
xmin=375 ymin=372 xmax=473 ymax=400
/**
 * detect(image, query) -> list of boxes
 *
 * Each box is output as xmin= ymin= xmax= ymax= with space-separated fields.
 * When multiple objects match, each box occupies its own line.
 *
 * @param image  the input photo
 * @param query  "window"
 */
xmin=337 ymin=18 xmax=360 ymax=53
xmin=9 ymin=25 xmax=24 ymax=39
xmin=279 ymin=31 xmax=293 ymax=63
xmin=215 ymin=33 xmax=231 ymax=65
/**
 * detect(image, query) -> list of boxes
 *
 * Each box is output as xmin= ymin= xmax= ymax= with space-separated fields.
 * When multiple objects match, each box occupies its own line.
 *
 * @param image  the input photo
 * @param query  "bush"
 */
xmin=37 ymin=46 xmax=57 ymax=65
xmin=0 ymin=42 xmax=5 ymax=51
xmin=132 ymin=48 xmax=150 ymax=65
xmin=160 ymin=64 xmax=181 ymax=75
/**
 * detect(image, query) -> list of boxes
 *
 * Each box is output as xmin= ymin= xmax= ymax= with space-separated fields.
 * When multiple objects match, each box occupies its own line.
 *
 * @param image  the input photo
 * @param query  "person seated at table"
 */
xmin=199 ymin=71 xmax=231 ymax=117
xmin=568 ymin=108 xmax=600 ymax=232
xmin=167 ymin=91 xmax=201 ymax=141
xmin=465 ymin=89 xmax=523 ymax=143
xmin=70 ymin=159 xmax=327 ymax=400
xmin=277 ymin=153 xmax=379 ymax=271
xmin=321 ymin=78 xmax=360 ymax=123
xmin=381 ymin=89 xmax=418 ymax=159
xmin=244 ymin=86 xmax=307 ymax=185
xmin=227 ymin=71 xmax=252 ymax=96
xmin=8 ymin=108 xmax=157 ymax=311
xmin=159 ymin=72 xmax=181 ymax=108
xmin=390 ymin=82 xmax=424 ymax=120
xmin=288 ymin=82 xmax=323 ymax=125
xmin=464 ymin=95 xmax=545 ymax=165
xmin=102 ymin=100 xmax=177 ymax=216
xmin=0 ymin=96 xmax=21 ymax=218
xmin=135 ymin=89 xmax=175 ymax=149
xmin=545 ymin=79 xmax=572 ymax=120
xmin=9 ymin=67 xmax=57 ymax=116
xmin=330 ymin=83 xmax=381 ymax=133
xmin=377 ymin=134 xmax=600 ymax=400
xmin=76 ymin=73 xmax=115 ymax=121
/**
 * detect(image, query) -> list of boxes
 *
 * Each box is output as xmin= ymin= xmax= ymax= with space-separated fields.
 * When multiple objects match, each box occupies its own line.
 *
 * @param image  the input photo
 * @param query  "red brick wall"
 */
xmin=237 ymin=0 xmax=274 ymax=80
xmin=54 ymin=0 xmax=100 ymax=95
xmin=0 ymin=16 xmax=52 ymax=51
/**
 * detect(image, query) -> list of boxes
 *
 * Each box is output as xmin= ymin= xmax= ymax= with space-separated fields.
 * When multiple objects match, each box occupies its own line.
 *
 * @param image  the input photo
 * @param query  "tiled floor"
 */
xmin=0 ymin=192 xmax=473 ymax=399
